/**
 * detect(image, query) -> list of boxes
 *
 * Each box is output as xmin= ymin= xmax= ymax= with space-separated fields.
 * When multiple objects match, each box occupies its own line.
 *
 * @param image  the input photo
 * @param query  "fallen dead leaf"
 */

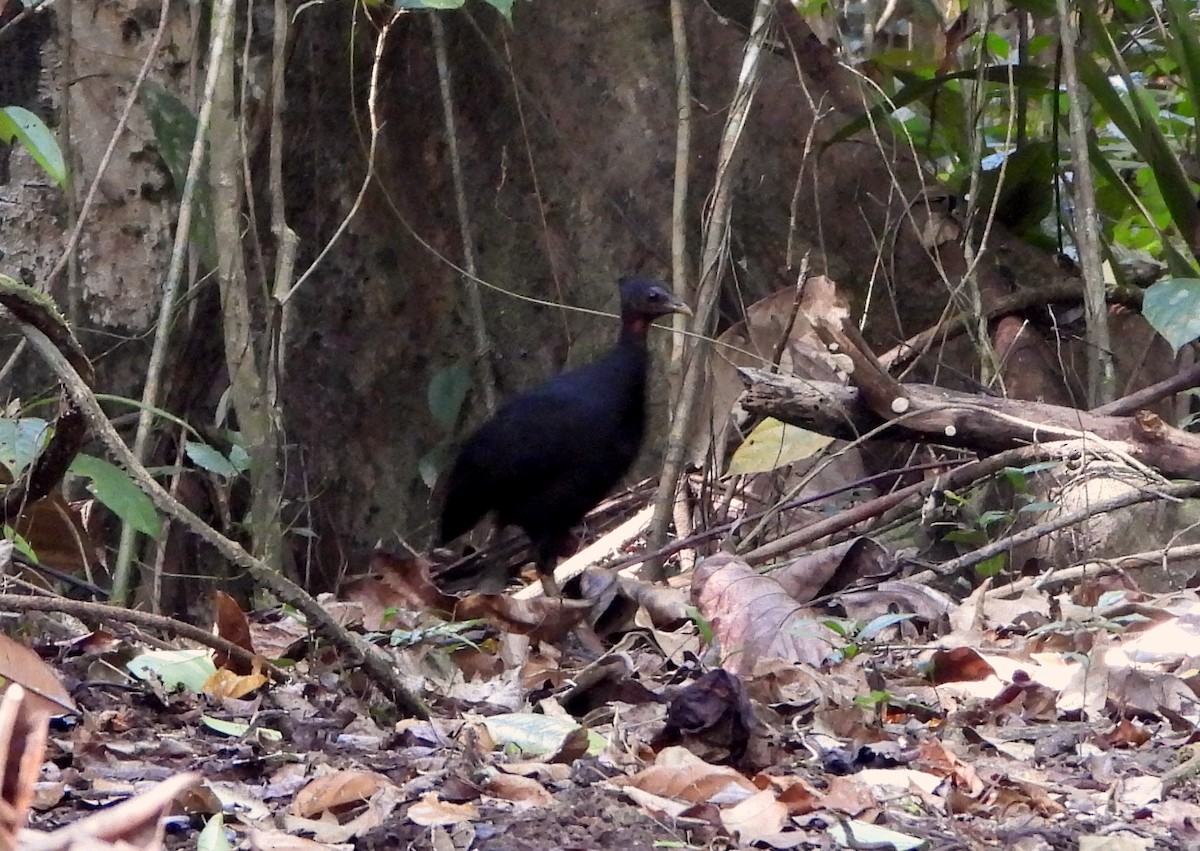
xmin=693 ymin=554 xmax=835 ymax=673
xmin=292 ymin=770 xmax=395 ymax=818
xmin=406 ymin=793 xmax=479 ymax=827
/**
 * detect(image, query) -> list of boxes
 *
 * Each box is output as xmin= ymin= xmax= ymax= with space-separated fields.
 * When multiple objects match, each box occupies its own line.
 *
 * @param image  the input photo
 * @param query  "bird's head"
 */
xmin=617 ymin=276 xmax=693 ymax=322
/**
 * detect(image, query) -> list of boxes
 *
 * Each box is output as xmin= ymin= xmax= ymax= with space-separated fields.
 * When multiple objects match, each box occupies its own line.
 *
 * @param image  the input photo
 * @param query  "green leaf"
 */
xmin=197 ymin=813 xmax=231 ymax=851
xmin=977 ymin=510 xmax=1011 ymax=529
xmin=1143 ymin=277 xmax=1200 ymax=350
xmin=127 ymin=648 xmax=215 ymax=692
xmin=1019 ymin=501 xmax=1058 ymax=513
xmin=1078 ymin=11 xmax=1199 ymax=257
xmin=428 ymin=362 xmax=472 ymax=428
xmin=727 ymin=418 xmax=832 ymax=475
xmin=138 ymin=83 xmax=216 ymax=268
xmin=828 ymin=819 xmax=928 ymax=851
xmin=185 ymin=440 xmax=240 ymax=478
xmin=825 ymin=65 xmax=1052 ymax=149
xmin=0 ymin=107 xmax=66 ymax=188
xmin=975 ymin=553 xmax=1006 ymax=578
xmin=69 ymin=454 xmax=161 ymax=538
xmin=0 ymin=417 xmax=51 ymax=477
xmin=481 ymin=0 xmax=516 ymax=20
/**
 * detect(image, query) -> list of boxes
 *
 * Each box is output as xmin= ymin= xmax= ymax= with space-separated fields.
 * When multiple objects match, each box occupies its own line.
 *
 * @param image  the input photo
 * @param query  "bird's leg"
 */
xmin=535 ymin=540 xmax=562 ymax=597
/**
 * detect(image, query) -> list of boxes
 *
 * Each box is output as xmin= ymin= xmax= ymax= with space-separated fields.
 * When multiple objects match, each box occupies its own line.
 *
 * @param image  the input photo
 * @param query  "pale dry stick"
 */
xmin=667 ymin=0 xmax=694 ymax=571
xmin=648 ymin=0 xmax=777 ymax=578
xmin=59 ymin=0 xmax=79 ymax=323
xmin=984 ymin=542 xmax=1200 ymax=598
xmin=434 ymin=14 xmax=495 ymax=414
xmin=18 ymin=322 xmax=429 ymax=717
xmin=668 ymin=0 xmax=692 ymax=387
xmin=267 ymin=0 xmax=299 ymax=390
xmin=1058 ymin=0 xmax=1114 ymax=406
xmin=149 ymin=432 xmax=187 ymax=614
xmin=112 ymin=0 xmax=237 ymax=602
xmin=283 ymin=14 xmax=394 ymax=302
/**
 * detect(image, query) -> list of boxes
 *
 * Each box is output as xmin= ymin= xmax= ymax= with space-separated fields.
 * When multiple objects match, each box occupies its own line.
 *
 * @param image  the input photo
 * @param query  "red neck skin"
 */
xmin=621 ymin=314 xmax=651 ymax=343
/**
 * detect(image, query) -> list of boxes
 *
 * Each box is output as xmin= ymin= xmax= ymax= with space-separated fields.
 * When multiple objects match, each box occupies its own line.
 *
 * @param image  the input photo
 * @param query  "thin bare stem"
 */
xmin=111 ymin=0 xmax=233 ymax=603
xmin=1057 ymin=0 xmax=1113 ymax=405
xmin=646 ymin=0 xmax=776 ymax=580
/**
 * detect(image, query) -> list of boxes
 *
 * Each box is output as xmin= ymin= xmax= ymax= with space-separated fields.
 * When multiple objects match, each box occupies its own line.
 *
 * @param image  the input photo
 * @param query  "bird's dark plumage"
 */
xmin=439 ymin=277 xmax=691 ymax=594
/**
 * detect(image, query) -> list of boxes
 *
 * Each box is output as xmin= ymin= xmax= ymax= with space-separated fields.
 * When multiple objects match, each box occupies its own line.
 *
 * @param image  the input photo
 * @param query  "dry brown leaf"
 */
xmin=212 ymin=590 xmax=255 ymax=673
xmin=247 ymin=828 xmax=339 ymax=850
xmin=771 ymin=538 xmax=892 ymax=605
xmin=11 ymin=488 xmax=98 ymax=578
xmin=719 ymin=788 xmax=788 ymax=841
xmin=820 ymin=776 xmax=876 ymax=816
xmin=0 ymin=634 xmax=75 ymax=718
xmin=202 ymin=667 xmax=269 ymax=700
xmin=614 ymin=747 xmax=756 ymax=804
xmin=482 ymin=774 xmax=554 ymax=807
xmin=291 ymin=770 xmax=394 ymax=818
xmin=754 ymin=775 xmax=822 ymax=815
xmin=248 ymin=615 xmax=310 ymax=660
xmin=693 ymin=554 xmax=834 ymax=673
xmin=344 ymin=552 xmax=456 ymax=630
xmin=407 ymin=793 xmax=479 ymax=827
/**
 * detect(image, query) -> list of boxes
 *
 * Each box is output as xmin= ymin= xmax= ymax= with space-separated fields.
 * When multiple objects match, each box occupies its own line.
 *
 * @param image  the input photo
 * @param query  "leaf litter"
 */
xmin=7 ymin=514 xmax=1200 ymax=850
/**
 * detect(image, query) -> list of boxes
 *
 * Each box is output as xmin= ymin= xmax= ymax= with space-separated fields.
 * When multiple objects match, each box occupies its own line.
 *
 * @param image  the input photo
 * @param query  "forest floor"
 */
xmin=12 ymin=519 xmax=1200 ymax=851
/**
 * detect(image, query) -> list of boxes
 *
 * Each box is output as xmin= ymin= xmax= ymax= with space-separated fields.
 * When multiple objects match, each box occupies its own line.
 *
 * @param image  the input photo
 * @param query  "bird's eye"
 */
xmin=649 ymin=291 xmax=664 ymax=301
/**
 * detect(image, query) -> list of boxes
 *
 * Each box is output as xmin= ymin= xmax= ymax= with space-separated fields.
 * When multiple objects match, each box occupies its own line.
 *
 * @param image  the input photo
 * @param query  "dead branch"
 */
xmin=739 ymin=368 xmax=1200 ymax=480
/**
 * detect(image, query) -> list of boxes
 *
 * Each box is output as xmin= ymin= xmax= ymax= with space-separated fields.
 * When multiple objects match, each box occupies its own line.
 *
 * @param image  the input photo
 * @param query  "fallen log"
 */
xmin=738 ymin=368 xmax=1200 ymax=481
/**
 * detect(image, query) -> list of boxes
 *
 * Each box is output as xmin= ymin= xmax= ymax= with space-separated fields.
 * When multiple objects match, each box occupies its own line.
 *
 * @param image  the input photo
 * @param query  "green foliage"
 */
xmin=727 ymin=417 xmax=832 ymax=475
xmin=185 ymin=437 xmax=250 ymax=480
xmin=392 ymin=0 xmax=524 ymax=22
xmin=138 ymin=83 xmax=217 ymax=268
xmin=0 ymin=106 xmax=66 ymax=188
xmin=69 ymin=454 xmax=161 ymax=538
xmin=427 ymin=362 xmax=472 ymax=429
xmin=420 ymin=360 xmax=473 ymax=488
xmin=1142 ymin=278 xmax=1200 ymax=350
xmin=0 ymin=417 xmax=52 ymax=477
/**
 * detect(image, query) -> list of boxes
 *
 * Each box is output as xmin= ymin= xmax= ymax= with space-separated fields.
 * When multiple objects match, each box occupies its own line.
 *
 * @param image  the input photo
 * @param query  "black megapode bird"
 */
xmin=439 ymin=276 xmax=692 ymax=596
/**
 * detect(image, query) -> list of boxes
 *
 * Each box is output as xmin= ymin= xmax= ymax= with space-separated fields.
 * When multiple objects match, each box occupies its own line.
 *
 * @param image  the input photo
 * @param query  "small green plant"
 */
xmin=0 ymin=106 xmax=66 ymax=188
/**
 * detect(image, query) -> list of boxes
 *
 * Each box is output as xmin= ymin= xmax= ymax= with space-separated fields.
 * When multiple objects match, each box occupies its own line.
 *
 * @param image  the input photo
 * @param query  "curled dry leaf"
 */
xmin=693 ymin=554 xmax=835 ymax=673
xmin=771 ymin=537 xmax=893 ymax=605
xmin=291 ymin=770 xmax=395 ymax=818
xmin=212 ymin=590 xmax=255 ymax=673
